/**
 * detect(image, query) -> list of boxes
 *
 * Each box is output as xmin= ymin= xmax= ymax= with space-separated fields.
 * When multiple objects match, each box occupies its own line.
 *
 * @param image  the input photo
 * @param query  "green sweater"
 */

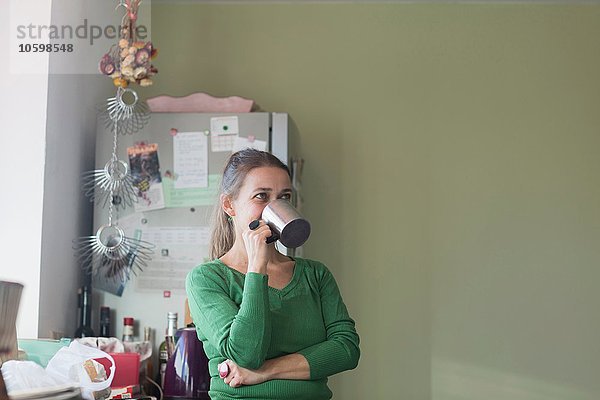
xmin=185 ymin=257 xmax=360 ymax=400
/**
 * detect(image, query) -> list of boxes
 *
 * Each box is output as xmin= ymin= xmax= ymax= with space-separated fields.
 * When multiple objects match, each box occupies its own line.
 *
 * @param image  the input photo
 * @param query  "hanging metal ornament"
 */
xmin=81 ymin=123 xmax=137 ymax=210
xmin=98 ymin=87 xmax=150 ymax=135
xmin=115 ymin=0 xmax=127 ymax=11
xmin=75 ymin=0 xmax=158 ymax=281
xmin=77 ymin=103 xmax=154 ymax=281
xmin=74 ymin=168 xmax=154 ymax=282
xmin=82 ymin=158 xmax=137 ymax=210
xmin=74 ymin=223 xmax=154 ymax=282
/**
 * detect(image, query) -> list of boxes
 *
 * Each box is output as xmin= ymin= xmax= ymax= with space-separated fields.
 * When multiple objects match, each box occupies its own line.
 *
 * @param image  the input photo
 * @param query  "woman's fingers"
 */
xmin=246 ymin=220 xmax=270 ymax=234
xmin=243 ymin=220 xmax=272 ymax=273
xmin=250 ymin=219 xmax=279 ymax=244
xmin=219 ymin=359 xmax=242 ymax=388
xmin=243 ymin=223 xmax=273 ymax=243
xmin=227 ymin=373 xmax=241 ymax=388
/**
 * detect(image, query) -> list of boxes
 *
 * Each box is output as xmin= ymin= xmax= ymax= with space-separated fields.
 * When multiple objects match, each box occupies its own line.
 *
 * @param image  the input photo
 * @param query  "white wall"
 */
xmin=38 ymin=77 xmax=113 ymax=338
xmin=37 ymin=0 xmax=117 ymax=339
xmin=0 ymin=0 xmax=51 ymax=339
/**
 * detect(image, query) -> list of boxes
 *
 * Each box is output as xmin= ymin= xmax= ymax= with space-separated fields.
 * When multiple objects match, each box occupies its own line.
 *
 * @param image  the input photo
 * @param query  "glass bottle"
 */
xmin=143 ymin=327 xmax=155 ymax=395
xmin=99 ymin=306 xmax=111 ymax=337
xmin=122 ymin=317 xmax=134 ymax=342
xmin=158 ymin=312 xmax=177 ymax=387
xmin=74 ymin=286 xmax=94 ymax=338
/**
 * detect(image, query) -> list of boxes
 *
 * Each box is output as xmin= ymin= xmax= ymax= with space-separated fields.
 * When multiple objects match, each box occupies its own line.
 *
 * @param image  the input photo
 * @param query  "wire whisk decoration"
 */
xmin=74 ymin=224 xmax=155 ymax=282
xmin=98 ymin=87 xmax=150 ymax=135
xmin=76 ymin=151 xmax=154 ymax=281
xmin=82 ymin=158 xmax=138 ymax=210
xmin=82 ymin=114 xmax=138 ymax=210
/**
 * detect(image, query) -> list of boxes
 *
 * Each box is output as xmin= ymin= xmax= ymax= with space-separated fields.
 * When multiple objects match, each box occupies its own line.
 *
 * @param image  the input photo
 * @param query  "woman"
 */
xmin=186 ymin=149 xmax=360 ymax=399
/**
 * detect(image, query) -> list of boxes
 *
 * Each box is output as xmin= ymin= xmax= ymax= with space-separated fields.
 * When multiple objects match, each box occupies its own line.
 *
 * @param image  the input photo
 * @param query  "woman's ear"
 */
xmin=221 ymin=194 xmax=236 ymax=217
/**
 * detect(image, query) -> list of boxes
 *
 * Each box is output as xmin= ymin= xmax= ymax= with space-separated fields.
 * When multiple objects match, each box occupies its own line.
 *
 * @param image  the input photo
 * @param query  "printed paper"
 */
xmin=135 ymin=227 xmax=210 ymax=291
xmin=163 ymin=174 xmax=221 ymax=208
xmin=210 ymin=116 xmax=239 ymax=135
xmin=127 ymin=143 xmax=166 ymax=212
xmin=210 ymin=116 xmax=239 ymax=152
xmin=232 ymin=135 xmax=267 ymax=153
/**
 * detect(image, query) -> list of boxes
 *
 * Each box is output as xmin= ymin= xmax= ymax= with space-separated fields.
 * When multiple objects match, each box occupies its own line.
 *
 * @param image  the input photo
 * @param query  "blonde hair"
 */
xmin=209 ymin=149 xmax=290 ymax=259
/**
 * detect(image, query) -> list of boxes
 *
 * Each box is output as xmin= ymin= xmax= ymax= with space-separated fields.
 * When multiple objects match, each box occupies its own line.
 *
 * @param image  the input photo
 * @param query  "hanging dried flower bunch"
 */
xmin=99 ymin=0 xmax=158 ymax=87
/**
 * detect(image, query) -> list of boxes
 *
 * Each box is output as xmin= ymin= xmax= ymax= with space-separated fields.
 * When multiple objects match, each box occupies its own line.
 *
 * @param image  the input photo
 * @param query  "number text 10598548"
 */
xmin=18 ymin=43 xmax=74 ymax=52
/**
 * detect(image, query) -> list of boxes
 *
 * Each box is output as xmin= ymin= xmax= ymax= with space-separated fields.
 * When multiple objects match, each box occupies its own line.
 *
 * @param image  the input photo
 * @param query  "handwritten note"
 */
xmin=173 ymin=132 xmax=208 ymax=189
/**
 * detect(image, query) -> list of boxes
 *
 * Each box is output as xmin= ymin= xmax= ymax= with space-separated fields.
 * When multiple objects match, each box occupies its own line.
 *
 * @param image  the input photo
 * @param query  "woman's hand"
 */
xmin=218 ymin=354 xmax=310 ymax=388
xmin=218 ymin=359 xmax=267 ymax=388
xmin=242 ymin=219 xmax=272 ymax=274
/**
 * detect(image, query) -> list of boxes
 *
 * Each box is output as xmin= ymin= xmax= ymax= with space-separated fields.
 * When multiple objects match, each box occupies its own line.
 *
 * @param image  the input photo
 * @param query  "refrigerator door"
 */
xmin=91 ymin=112 xmax=273 ymax=341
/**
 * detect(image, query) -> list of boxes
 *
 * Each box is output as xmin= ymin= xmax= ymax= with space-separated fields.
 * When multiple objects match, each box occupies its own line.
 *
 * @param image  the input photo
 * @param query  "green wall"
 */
xmin=146 ymin=3 xmax=600 ymax=399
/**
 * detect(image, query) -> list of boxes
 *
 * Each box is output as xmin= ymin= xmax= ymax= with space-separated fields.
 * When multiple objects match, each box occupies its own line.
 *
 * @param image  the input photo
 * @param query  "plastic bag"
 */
xmin=2 ymin=341 xmax=115 ymax=400
xmin=1 ymin=360 xmax=64 ymax=393
xmin=46 ymin=340 xmax=115 ymax=400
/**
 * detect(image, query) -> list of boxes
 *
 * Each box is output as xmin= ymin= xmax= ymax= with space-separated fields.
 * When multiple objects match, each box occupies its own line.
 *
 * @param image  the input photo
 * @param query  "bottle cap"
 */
xmin=123 ymin=317 xmax=134 ymax=325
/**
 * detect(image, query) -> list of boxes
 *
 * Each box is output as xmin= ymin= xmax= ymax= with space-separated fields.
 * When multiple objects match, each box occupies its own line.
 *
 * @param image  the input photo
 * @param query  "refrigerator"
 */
xmin=91 ymin=111 xmax=294 ymax=352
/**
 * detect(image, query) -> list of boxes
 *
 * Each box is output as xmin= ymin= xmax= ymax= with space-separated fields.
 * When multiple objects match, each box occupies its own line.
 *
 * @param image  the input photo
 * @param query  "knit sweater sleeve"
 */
xmin=298 ymin=262 xmax=360 ymax=380
xmin=186 ymin=265 xmax=271 ymax=369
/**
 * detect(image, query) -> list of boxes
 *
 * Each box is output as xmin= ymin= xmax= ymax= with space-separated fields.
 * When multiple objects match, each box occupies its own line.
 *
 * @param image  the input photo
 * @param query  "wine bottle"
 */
xmin=99 ymin=306 xmax=111 ymax=337
xmin=74 ymin=286 xmax=95 ymax=338
xmin=158 ymin=312 xmax=177 ymax=387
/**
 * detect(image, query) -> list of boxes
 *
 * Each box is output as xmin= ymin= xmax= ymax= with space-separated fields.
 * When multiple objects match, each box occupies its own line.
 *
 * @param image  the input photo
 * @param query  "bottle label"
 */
xmin=159 ymin=350 xmax=167 ymax=361
xmin=124 ymin=325 xmax=134 ymax=336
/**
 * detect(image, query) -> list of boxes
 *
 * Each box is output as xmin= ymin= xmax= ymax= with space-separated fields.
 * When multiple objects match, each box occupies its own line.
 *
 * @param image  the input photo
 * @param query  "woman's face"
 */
xmin=229 ymin=166 xmax=292 ymax=234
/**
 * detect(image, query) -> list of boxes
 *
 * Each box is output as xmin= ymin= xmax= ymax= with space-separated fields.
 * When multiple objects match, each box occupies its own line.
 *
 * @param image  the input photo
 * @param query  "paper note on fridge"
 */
xmin=173 ymin=131 xmax=208 ymax=189
xmin=232 ymin=135 xmax=267 ymax=153
xmin=210 ymin=116 xmax=239 ymax=135
xmin=134 ymin=226 xmax=210 ymax=292
xmin=210 ymin=116 xmax=239 ymax=152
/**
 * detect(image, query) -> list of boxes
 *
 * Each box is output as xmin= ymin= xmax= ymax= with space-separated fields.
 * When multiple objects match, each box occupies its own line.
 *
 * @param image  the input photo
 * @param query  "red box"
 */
xmin=96 ymin=352 xmax=140 ymax=388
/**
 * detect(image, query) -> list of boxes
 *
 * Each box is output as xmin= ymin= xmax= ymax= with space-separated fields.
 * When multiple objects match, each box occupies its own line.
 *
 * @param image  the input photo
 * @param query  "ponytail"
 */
xmin=209 ymin=204 xmax=235 ymax=260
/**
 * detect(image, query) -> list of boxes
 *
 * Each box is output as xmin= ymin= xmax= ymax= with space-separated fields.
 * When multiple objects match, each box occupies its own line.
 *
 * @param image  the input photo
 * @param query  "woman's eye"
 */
xmin=254 ymin=193 xmax=267 ymax=200
xmin=279 ymin=193 xmax=292 ymax=200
